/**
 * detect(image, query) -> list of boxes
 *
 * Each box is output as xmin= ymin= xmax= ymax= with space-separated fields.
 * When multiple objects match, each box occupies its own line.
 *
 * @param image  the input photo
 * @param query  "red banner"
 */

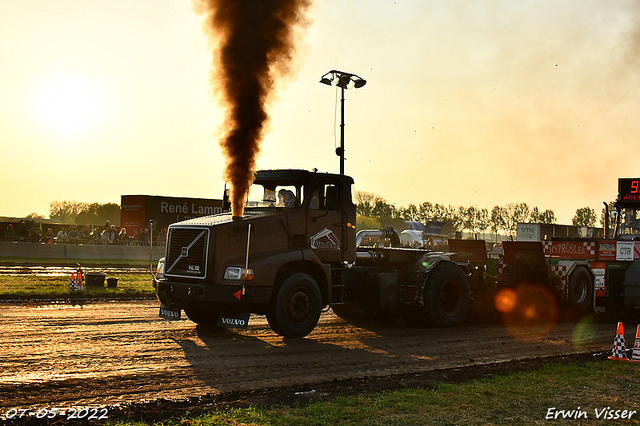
xmin=543 ymin=241 xmax=596 ymax=260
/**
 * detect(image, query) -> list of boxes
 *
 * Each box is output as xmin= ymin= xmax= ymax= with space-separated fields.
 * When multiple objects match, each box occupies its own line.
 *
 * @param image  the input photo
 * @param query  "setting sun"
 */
xmin=35 ymin=74 xmax=106 ymax=138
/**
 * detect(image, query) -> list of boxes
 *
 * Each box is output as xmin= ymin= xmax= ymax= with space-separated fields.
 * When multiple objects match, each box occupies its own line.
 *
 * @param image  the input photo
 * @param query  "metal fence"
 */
xmin=0 ymin=236 xmax=165 ymax=246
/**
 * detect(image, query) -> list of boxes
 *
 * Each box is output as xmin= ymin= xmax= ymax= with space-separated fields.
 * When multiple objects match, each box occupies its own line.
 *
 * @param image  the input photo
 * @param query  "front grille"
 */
xmin=165 ymin=227 xmax=209 ymax=279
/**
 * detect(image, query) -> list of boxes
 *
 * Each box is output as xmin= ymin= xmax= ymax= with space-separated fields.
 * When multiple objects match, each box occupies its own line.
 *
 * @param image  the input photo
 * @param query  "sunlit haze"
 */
xmin=2 ymin=0 xmax=639 ymax=224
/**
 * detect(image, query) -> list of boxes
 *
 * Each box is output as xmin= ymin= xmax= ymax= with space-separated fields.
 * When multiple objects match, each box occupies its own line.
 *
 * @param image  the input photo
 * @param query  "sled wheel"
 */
xmin=568 ymin=266 xmax=593 ymax=312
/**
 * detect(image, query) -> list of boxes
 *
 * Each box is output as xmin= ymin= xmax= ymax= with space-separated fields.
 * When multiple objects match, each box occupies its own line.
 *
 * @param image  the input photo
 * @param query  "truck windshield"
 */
xmin=245 ymin=183 xmax=301 ymax=209
xmin=617 ymin=206 xmax=640 ymax=240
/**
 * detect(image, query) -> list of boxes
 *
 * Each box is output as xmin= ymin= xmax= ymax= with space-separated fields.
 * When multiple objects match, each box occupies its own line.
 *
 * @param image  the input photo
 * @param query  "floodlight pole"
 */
xmin=339 ymin=85 xmax=345 ymax=175
xmin=320 ymin=70 xmax=366 ymax=176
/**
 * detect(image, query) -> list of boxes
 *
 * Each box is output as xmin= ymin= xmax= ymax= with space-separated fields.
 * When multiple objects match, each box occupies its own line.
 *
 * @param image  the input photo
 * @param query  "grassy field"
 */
xmin=0 ymin=273 xmax=155 ymax=298
xmin=113 ymin=360 xmax=640 ymax=426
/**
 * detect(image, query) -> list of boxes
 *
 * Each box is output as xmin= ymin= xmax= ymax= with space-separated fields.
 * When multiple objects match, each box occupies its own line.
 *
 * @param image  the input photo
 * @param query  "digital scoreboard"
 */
xmin=619 ymin=178 xmax=640 ymax=202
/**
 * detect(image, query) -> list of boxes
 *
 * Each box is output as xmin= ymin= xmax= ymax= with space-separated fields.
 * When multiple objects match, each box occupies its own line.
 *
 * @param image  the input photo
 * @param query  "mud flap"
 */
xmin=160 ymin=286 xmax=198 ymax=320
xmin=159 ymin=304 xmax=182 ymax=320
xmin=218 ymin=312 xmax=251 ymax=329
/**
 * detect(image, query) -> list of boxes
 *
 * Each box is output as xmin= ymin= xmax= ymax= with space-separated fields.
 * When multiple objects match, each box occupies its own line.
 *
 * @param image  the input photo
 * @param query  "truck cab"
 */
xmin=244 ymin=169 xmax=357 ymax=264
xmin=155 ymin=169 xmax=356 ymax=337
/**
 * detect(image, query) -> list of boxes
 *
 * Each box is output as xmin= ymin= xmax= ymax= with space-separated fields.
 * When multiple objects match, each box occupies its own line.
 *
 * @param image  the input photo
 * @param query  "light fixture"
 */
xmin=319 ymin=70 xmax=367 ymax=175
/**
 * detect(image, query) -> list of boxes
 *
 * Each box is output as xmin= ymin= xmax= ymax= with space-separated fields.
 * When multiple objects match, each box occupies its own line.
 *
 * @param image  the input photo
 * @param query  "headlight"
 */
xmin=156 ymin=257 xmax=166 ymax=280
xmin=224 ymin=267 xmax=254 ymax=280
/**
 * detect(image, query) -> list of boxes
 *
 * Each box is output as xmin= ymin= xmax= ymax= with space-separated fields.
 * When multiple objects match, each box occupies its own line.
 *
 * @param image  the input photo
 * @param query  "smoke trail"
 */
xmin=196 ymin=0 xmax=312 ymax=216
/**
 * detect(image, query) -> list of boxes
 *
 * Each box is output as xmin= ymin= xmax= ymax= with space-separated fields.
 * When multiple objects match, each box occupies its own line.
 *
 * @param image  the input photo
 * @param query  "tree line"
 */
xmin=355 ymin=191 xmax=611 ymax=237
xmin=48 ymin=201 xmax=121 ymax=227
xmin=31 ymin=195 xmax=611 ymax=237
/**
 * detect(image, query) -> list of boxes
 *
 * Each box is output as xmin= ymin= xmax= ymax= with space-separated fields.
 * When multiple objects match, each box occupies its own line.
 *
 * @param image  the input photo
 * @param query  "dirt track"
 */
xmin=0 ymin=299 xmax=621 ymax=421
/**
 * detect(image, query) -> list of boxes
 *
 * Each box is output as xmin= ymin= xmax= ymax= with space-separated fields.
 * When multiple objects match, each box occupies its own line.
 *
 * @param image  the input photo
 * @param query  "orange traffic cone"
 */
xmin=76 ymin=267 xmax=83 ymax=291
xmin=631 ymin=325 xmax=640 ymax=364
xmin=608 ymin=322 xmax=629 ymax=361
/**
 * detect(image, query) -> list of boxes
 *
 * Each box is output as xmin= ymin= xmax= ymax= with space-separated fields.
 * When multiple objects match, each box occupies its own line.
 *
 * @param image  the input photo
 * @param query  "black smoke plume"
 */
xmin=196 ymin=0 xmax=312 ymax=216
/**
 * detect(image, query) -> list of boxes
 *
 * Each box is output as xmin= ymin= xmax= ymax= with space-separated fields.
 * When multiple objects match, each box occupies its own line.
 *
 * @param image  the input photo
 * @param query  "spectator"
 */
xmin=138 ymin=228 xmax=149 ymax=245
xmin=29 ymin=224 xmax=41 ymax=242
xmin=81 ymin=226 xmax=92 ymax=242
xmin=56 ymin=227 xmax=68 ymax=244
xmin=118 ymin=227 xmax=128 ymax=245
xmin=91 ymin=227 xmax=101 ymax=244
xmin=18 ymin=221 xmax=29 ymax=242
xmin=157 ymin=228 xmax=167 ymax=244
xmin=103 ymin=220 xmax=111 ymax=233
xmin=107 ymin=225 xmax=117 ymax=244
xmin=100 ymin=228 xmax=109 ymax=244
xmin=4 ymin=224 xmax=16 ymax=242
xmin=44 ymin=228 xmax=55 ymax=244
xmin=68 ymin=225 xmax=79 ymax=244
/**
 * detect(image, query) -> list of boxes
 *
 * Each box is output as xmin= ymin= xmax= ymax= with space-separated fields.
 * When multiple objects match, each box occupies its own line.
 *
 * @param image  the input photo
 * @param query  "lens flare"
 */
xmin=501 ymin=283 xmax=558 ymax=341
xmin=494 ymin=288 xmax=517 ymax=313
xmin=572 ymin=315 xmax=597 ymax=349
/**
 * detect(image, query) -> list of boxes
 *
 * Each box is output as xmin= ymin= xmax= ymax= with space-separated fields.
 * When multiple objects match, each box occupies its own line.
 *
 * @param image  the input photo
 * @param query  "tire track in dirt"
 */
xmin=0 ymin=300 xmax=616 ymax=410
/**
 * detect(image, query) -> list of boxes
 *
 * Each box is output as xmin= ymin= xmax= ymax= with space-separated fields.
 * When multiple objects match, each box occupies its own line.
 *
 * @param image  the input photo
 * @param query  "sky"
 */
xmin=1 ymin=0 xmax=640 ymax=224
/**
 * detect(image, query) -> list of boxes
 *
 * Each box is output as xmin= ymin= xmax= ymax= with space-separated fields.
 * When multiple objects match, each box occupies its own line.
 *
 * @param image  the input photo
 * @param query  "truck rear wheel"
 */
xmin=568 ymin=267 xmax=593 ymax=312
xmin=183 ymin=306 xmax=219 ymax=327
xmin=267 ymin=273 xmax=322 ymax=338
xmin=406 ymin=261 xmax=470 ymax=327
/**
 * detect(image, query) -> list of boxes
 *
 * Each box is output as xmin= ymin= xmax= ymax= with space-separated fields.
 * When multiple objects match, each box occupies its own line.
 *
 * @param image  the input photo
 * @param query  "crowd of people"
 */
xmin=0 ymin=220 xmax=40 ymax=243
xmin=0 ymin=219 xmax=165 ymax=245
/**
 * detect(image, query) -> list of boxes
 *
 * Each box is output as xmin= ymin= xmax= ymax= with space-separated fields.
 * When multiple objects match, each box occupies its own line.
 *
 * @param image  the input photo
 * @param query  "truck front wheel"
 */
xmin=267 ymin=273 xmax=322 ymax=338
xmin=406 ymin=261 xmax=470 ymax=327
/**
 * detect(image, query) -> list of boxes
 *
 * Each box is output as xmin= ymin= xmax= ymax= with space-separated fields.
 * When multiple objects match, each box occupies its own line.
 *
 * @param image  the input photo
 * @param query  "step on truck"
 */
xmin=499 ymin=177 xmax=640 ymax=316
xmin=154 ymin=169 xmax=477 ymax=338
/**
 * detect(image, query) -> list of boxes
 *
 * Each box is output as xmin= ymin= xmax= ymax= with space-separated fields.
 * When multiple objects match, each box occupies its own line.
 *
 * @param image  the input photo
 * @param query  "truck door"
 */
xmin=307 ymin=179 xmax=345 ymax=264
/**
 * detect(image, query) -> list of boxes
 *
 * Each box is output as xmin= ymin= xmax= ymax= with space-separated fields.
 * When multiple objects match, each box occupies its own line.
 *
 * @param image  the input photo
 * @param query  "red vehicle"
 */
xmin=499 ymin=177 xmax=640 ymax=315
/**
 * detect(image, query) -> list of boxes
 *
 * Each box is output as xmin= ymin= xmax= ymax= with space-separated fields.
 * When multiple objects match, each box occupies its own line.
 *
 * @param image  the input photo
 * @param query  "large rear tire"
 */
xmin=568 ymin=266 xmax=593 ymax=312
xmin=267 ymin=273 xmax=322 ymax=338
xmin=406 ymin=261 xmax=470 ymax=327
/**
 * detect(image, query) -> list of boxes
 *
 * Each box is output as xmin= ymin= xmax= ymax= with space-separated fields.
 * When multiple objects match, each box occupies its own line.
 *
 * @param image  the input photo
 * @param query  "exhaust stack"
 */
xmin=196 ymin=0 xmax=312 ymax=217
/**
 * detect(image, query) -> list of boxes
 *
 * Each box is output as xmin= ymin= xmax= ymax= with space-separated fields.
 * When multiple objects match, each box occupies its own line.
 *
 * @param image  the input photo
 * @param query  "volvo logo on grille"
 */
xmin=166 ymin=229 xmax=208 ymax=277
